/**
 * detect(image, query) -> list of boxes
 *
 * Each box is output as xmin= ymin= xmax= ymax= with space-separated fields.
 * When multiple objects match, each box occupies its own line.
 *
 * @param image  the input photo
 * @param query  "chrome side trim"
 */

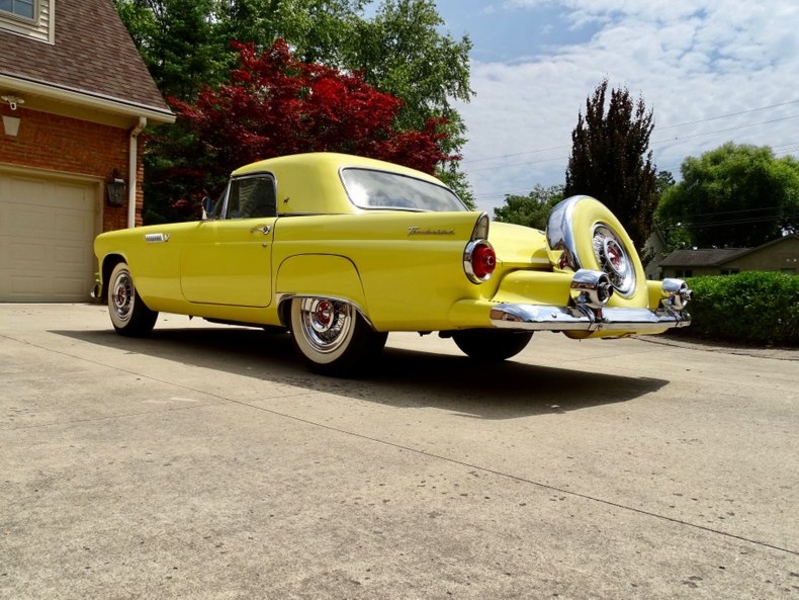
xmin=546 ymin=196 xmax=579 ymax=270
xmin=276 ymin=293 xmax=375 ymax=330
xmin=489 ymin=303 xmax=691 ymax=332
xmin=144 ymin=233 xmax=170 ymax=243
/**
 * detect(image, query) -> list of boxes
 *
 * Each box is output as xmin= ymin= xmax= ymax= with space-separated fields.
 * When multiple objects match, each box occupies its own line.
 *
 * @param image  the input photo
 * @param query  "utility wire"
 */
xmin=463 ymin=98 xmax=799 ymax=165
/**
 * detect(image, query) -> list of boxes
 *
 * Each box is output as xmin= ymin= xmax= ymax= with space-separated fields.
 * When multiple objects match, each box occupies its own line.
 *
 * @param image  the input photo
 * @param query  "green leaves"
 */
xmin=142 ymin=40 xmax=457 ymax=223
xmin=114 ymin=0 xmax=476 ymax=221
xmin=493 ymin=185 xmax=565 ymax=230
xmin=682 ymin=272 xmax=799 ymax=346
xmin=655 ymin=142 xmax=799 ymax=248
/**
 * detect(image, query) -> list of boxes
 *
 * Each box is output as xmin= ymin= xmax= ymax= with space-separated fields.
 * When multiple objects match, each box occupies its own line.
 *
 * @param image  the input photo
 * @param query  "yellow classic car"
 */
xmin=94 ymin=152 xmax=691 ymax=375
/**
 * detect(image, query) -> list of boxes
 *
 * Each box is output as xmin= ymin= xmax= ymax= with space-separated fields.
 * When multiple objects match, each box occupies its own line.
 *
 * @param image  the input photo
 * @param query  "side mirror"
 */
xmin=201 ymin=196 xmax=213 ymax=220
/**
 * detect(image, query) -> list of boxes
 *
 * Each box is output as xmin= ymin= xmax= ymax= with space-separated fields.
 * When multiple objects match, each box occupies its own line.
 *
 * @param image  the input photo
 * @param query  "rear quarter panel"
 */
xmin=273 ymin=212 xmax=493 ymax=331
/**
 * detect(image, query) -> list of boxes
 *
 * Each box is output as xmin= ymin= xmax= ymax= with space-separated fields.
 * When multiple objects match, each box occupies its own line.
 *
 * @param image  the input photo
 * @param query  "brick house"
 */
xmin=0 ymin=0 xmax=173 ymax=302
xmin=659 ymin=234 xmax=799 ymax=278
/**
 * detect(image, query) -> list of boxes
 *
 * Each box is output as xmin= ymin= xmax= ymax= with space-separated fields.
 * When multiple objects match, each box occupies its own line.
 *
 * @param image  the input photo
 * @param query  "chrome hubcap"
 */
xmin=592 ymin=224 xmax=635 ymax=297
xmin=111 ymin=271 xmax=134 ymax=322
xmin=299 ymin=298 xmax=353 ymax=354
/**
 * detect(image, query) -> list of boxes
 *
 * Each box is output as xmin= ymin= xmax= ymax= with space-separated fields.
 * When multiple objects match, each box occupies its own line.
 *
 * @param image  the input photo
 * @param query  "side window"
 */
xmin=226 ymin=176 xmax=276 ymax=219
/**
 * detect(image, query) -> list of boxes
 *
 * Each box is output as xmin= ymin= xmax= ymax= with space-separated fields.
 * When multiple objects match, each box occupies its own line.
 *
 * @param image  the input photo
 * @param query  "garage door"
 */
xmin=0 ymin=172 xmax=98 ymax=302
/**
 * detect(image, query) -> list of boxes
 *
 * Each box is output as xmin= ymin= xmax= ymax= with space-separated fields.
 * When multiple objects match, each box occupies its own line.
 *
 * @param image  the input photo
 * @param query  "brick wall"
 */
xmin=0 ymin=106 xmax=144 ymax=230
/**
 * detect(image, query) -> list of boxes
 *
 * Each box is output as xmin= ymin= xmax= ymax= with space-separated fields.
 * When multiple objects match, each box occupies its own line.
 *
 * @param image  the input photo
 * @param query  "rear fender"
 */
xmin=275 ymin=254 xmax=367 ymax=325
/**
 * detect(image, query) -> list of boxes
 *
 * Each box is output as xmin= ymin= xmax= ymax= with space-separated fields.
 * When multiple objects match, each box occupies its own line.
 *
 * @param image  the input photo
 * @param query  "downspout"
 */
xmin=127 ymin=116 xmax=147 ymax=228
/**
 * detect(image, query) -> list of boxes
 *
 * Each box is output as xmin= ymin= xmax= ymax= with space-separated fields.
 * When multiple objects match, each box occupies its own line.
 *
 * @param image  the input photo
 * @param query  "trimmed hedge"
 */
xmin=677 ymin=272 xmax=799 ymax=347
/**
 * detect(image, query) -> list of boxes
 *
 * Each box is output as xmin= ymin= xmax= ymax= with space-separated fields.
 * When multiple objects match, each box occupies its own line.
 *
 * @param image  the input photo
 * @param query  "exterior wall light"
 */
xmin=107 ymin=170 xmax=127 ymax=207
xmin=1 ymin=94 xmax=24 ymax=137
xmin=1 ymin=115 xmax=20 ymax=136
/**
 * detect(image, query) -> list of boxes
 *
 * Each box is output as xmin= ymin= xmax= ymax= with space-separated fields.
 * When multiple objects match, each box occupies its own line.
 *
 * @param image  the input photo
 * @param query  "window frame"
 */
xmin=0 ymin=0 xmax=38 ymax=23
xmin=339 ymin=166 xmax=466 ymax=213
xmin=223 ymin=173 xmax=278 ymax=220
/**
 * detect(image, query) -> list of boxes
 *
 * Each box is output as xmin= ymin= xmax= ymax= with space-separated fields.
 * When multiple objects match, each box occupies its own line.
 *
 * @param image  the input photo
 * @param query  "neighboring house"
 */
xmin=659 ymin=234 xmax=799 ymax=278
xmin=0 ymin=0 xmax=173 ymax=302
xmin=642 ymin=227 xmax=669 ymax=280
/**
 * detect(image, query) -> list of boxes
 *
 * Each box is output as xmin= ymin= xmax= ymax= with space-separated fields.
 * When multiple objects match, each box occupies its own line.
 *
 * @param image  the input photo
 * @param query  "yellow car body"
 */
xmin=95 ymin=152 xmax=691 ymax=375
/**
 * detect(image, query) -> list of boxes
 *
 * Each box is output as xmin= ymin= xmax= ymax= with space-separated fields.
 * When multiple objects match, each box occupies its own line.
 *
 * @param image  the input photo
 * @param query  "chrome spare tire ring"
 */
xmin=546 ymin=195 xmax=641 ymax=300
xmin=592 ymin=224 xmax=635 ymax=297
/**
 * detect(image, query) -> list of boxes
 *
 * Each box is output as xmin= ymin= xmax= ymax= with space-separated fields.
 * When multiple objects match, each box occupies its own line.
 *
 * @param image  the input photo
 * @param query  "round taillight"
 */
xmin=464 ymin=241 xmax=496 ymax=283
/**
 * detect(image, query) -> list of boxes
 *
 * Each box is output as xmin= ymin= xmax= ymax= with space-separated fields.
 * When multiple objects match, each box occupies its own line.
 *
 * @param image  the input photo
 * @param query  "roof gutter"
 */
xmin=128 ymin=116 xmax=147 ymax=228
xmin=0 ymin=73 xmax=175 ymax=123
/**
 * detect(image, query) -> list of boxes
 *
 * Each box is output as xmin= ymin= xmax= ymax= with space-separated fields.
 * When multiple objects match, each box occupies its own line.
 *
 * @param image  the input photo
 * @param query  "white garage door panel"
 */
xmin=0 ymin=173 xmax=97 ymax=302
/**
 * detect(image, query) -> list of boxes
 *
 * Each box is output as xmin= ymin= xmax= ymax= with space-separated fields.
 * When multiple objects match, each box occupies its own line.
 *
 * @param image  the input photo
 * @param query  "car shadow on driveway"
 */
xmin=53 ymin=327 xmax=669 ymax=419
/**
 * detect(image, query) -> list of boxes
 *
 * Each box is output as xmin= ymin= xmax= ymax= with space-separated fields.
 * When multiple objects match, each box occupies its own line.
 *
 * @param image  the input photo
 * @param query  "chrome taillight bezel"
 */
xmin=464 ymin=239 xmax=496 ymax=283
xmin=463 ymin=213 xmax=495 ymax=284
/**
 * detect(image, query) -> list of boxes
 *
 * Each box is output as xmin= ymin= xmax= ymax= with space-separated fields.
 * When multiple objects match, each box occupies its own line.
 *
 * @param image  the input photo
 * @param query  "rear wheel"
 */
xmin=107 ymin=262 xmax=158 ymax=337
xmin=452 ymin=329 xmax=533 ymax=361
xmin=289 ymin=297 xmax=387 ymax=377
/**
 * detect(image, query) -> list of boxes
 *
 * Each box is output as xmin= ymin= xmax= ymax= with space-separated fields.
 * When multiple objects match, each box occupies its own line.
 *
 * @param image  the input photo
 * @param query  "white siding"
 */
xmin=0 ymin=0 xmax=54 ymax=44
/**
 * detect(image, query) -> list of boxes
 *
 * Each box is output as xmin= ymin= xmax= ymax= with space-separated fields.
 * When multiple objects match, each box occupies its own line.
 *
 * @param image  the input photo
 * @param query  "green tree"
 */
xmin=144 ymin=41 xmax=457 ymax=223
xmin=655 ymin=142 xmax=799 ymax=248
xmin=493 ymin=185 xmax=564 ymax=229
xmin=564 ymin=79 xmax=657 ymax=248
xmin=655 ymin=170 xmax=675 ymax=196
xmin=114 ymin=0 xmax=475 ymax=206
xmin=113 ymin=0 xmax=225 ymax=100
xmin=214 ymin=0 xmax=367 ymax=67
xmin=346 ymin=0 xmax=473 ymax=204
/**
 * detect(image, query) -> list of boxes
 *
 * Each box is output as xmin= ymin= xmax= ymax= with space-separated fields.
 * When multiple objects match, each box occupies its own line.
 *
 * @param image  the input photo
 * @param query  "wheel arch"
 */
xmin=275 ymin=254 xmax=372 ymax=328
xmin=98 ymin=253 xmax=127 ymax=303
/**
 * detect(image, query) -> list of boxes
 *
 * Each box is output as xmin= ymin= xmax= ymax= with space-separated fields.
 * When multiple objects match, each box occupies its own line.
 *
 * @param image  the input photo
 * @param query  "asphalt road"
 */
xmin=1 ymin=303 xmax=797 ymax=599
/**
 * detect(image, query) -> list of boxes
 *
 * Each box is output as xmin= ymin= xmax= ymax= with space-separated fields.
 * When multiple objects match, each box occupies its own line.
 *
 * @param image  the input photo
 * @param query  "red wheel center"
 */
xmin=315 ymin=301 xmax=332 ymax=326
xmin=605 ymin=240 xmax=623 ymax=270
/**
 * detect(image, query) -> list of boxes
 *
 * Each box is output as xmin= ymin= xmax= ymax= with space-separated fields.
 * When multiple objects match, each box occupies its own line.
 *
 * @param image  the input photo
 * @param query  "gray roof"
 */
xmin=659 ymin=248 xmax=750 ymax=268
xmin=660 ymin=234 xmax=799 ymax=268
xmin=0 ymin=0 xmax=171 ymax=117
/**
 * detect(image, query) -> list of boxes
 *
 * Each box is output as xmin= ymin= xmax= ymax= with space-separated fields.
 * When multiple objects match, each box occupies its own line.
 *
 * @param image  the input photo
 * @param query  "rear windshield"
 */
xmin=340 ymin=168 xmax=466 ymax=212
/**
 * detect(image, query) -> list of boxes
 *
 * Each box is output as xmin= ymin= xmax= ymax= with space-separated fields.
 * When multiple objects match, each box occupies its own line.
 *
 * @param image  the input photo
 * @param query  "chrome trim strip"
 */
xmin=144 ymin=233 xmax=170 ymax=243
xmin=489 ymin=303 xmax=691 ymax=332
xmin=276 ymin=293 xmax=375 ymax=330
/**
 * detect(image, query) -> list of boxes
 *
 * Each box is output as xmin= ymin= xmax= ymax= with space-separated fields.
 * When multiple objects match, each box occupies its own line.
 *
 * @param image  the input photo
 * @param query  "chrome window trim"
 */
xmin=338 ymin=166 xmax=467 ymax=212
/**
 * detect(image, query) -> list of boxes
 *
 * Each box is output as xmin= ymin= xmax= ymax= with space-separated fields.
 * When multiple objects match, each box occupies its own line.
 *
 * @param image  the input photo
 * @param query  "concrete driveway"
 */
xmin=1 ymin=304 xmax=797 ymax=599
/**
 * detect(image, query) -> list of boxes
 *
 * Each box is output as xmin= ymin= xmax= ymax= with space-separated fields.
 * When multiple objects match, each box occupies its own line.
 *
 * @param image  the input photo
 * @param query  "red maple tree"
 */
xmin=170 ymin=40 xmax=454 ymax=176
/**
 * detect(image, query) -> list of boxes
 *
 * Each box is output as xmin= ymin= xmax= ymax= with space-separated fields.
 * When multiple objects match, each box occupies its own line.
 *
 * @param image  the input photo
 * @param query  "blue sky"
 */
xmin=425 ymin=0 xmax=799 ymax=212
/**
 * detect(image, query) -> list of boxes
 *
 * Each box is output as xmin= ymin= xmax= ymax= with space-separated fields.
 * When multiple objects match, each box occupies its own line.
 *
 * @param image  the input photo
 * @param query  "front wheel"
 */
xmin=452 ymin=329 xmax=533 ymax=361
xmin=289 ymin=297 xmax=387 ymax=377
xmin=107 ymin=262 xmax=158 ymax=337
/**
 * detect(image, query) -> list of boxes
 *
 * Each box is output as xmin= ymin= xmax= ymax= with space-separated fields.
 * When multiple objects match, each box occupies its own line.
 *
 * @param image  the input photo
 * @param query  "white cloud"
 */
xmin=457 ymin=0 xmax=799 ymax=212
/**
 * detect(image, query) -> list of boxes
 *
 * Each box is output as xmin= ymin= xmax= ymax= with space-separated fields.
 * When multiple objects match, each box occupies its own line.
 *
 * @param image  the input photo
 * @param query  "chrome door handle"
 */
xmin=250 ymin=225 xmax=271 ymax=235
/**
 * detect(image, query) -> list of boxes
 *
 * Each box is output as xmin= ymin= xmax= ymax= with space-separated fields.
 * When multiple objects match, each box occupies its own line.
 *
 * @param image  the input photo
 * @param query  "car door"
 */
xmin=181 ymin=174 xmax=277 ymax=307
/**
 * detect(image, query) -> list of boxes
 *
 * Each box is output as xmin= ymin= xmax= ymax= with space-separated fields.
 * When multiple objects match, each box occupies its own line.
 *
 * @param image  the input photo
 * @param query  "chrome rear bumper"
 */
xmin=490 ymin=303 xmax=691 ymax=332
xmin=488 ymin=271 xmax=692 ymax=333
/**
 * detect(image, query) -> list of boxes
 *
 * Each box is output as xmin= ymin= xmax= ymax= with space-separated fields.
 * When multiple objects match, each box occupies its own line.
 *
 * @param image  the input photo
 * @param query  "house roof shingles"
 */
xmin=659 ymin=248 xmax=750 ymax=268
xmin=0 ymin=0 xmax=171 ymax=117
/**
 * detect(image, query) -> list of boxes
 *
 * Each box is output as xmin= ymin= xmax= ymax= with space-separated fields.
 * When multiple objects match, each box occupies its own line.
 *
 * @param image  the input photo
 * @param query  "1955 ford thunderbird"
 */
xmin=94 ymin=152 xmax=691 ymax=375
